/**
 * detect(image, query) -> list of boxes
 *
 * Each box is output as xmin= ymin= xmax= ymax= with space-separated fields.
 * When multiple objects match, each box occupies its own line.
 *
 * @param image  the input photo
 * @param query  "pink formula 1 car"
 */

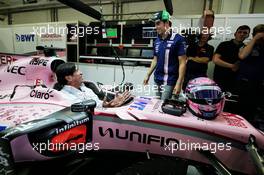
xmin=0 ymin=52 xmax=264 ymax=175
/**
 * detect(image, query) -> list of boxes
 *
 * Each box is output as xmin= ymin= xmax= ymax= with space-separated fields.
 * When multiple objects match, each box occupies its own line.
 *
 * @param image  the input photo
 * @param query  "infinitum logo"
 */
xmin=55 ymin=117 xmax=90 ymax=134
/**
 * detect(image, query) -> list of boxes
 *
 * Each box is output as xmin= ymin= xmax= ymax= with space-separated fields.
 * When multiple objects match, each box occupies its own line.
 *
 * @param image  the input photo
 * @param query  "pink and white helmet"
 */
xmin=185 ymin=77 xmax=225 ymax=120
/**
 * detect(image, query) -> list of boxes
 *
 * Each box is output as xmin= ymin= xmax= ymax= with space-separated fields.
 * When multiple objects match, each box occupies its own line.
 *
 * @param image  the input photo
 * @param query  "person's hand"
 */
xmin=107 ymin=91 xmax=131 ymax=107
xmin=143 ymin=75 xmax=150 ymax=85
xmin=231 ymin=62 xmax=240 ymax=72
xmin=173 ymin=83 xmax=181 ymax=95
xmin=253 ymin=32 xmax=264 ymax=41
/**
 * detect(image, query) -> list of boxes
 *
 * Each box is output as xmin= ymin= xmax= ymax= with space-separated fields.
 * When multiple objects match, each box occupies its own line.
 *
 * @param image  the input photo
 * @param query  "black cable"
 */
xmin=57 ymin=0 xmax=102 ymax=21
xmin=9 ymin=85 xmax=20 ymax=101
xmin=99 ymin=0 xmax=125 ymax=86
xmin=10 ymin=85 xmax=33 ymax=101
xmin=111 ymin=45 xmax=125 ymax=85
xmin=9 ymin=84 xmax=46 ymax=101
xmin=163 ymin=0 xmax=173 ymax=15
xmin=60 ymin=0 xmax=126 ymax=86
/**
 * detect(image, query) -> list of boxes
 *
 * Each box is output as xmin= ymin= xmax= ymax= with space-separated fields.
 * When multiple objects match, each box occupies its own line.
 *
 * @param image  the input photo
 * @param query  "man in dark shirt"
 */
xmin=213 ymin=25 xmax=250 ymax=94
xmin=237 ymin=24 xmax=264 ymax=123
xmin=184 ymin=33 xmax=214 ymax=88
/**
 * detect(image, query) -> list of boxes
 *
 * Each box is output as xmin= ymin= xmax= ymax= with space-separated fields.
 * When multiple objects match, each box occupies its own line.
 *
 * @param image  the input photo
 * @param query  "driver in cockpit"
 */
xmin=54 ymin=62 xmax=131 ymax=108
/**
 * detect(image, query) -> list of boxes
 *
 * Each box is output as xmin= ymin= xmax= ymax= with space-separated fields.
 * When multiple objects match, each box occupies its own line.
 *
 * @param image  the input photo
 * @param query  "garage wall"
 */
xmin=171 ymin=0 xmax=204 ymax=15
xmin=219 ymin=0 xmax=253 ymax=14
xmin=58 ymin=8 xmax=96 ymax=24
xmin=0 ymin=22 xmax=70 ymax=54
xmin=0 ymin=14 xmax=8 ymax=25
xmin=253 ymin=0 xmax=264 ymax=13
xmin=122 ymin=1 xmax=163 ymax=15
xmin=58 ymin=4 xmax=113 ymax=24
xmin=212 ymin=0 xmax=221 ymax=13
xmin=122 ymin=0 xmax=204 ymax=20
xmin=0 ymin=27 xmax=14 ymax=53
xmin=12 ymin=10 xmax=51 ymax=25
xmin=9 ymin=4 xmax=113 ymax=25
xmin=78 ymin=63 xmax=156 ymax=96
xmin=220 ymin=0 xmax=242 ymax=14
xmin=5 ymin=0 xmax=264 ymax=25
xmin=0 ymin=19 xmax=7 ymax=25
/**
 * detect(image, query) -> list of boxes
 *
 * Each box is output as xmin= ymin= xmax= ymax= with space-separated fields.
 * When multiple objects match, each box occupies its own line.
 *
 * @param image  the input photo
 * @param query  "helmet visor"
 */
xmin=190 ymin=98 xmax=222 ymax=105
xmin=188 ymin=88 xmax=223 ymax=105
xmin=194 ymin=89 xmax=222 ymax=99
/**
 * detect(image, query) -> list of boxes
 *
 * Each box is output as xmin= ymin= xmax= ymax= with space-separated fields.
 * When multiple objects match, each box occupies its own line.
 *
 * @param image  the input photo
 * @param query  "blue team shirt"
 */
xmin=153 ymin=32 xmax=186 ymax=86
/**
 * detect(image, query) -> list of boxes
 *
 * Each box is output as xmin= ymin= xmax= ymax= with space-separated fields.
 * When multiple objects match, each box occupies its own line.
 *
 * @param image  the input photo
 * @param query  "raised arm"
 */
xmin=239 ymin=33 xmax=264 ymax=60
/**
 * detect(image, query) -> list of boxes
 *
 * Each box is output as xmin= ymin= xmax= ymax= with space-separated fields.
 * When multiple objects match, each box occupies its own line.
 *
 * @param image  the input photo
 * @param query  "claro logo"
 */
xmin=16 ymin=34 xmax=35 ymax=42
xmin=99 ymin=127 xmax=179 ymax=147
xmin=30 ymin=89 xmax=54 ymax=100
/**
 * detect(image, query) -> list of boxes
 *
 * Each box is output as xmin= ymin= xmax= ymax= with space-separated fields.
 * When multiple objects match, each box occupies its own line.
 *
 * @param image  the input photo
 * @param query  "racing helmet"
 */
xmin=185 ymin=77 xmax=225 ymax=120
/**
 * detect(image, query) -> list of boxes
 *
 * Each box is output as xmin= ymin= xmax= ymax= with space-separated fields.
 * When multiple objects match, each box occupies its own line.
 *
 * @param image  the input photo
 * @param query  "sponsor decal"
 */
xmin=6 ymin=65 xmax=25 ymax=75
xmin=51 ymin=125 xmax=87 ymax=152
xmin=30 ymin=89 xmax=54 ymax=100
xmin=55 ymin=117 xmax=90 ymax=135
xmin=29 ymin=58 xmax=48 ymax=66
xmin=40 ymin=33 xmax=63 ymax=41
xmin=129 ymin=101 xmax=147 ymax=111
xmin=0 ymin=55 xmax=15 ymax=65
xmin=128 ymin=97 xmax=151 ymax=111
xmin=139 ymin=96 xmax=152 ymax=100
xmin=0 ymin=126 xmax=7 ymax=132
xmin=34 ymin=79 xmax=44 ymax=86
xmin=222 ymin=113 xmax=247 ymax=128
xmin=15 ymin=34 xmax=35 ymax=42
xmin=166 ymin=43 xmax=172 ymax=48
xmin=155 ymin=43 xmax=160 ymax=54
xmin=99 ymin=127 xmax=179 ymax=147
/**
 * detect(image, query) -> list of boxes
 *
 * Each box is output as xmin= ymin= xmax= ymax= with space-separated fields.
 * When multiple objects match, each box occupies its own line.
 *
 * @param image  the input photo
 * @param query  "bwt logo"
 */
xmin=15 ymin=34 xmax=35 ymax=42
